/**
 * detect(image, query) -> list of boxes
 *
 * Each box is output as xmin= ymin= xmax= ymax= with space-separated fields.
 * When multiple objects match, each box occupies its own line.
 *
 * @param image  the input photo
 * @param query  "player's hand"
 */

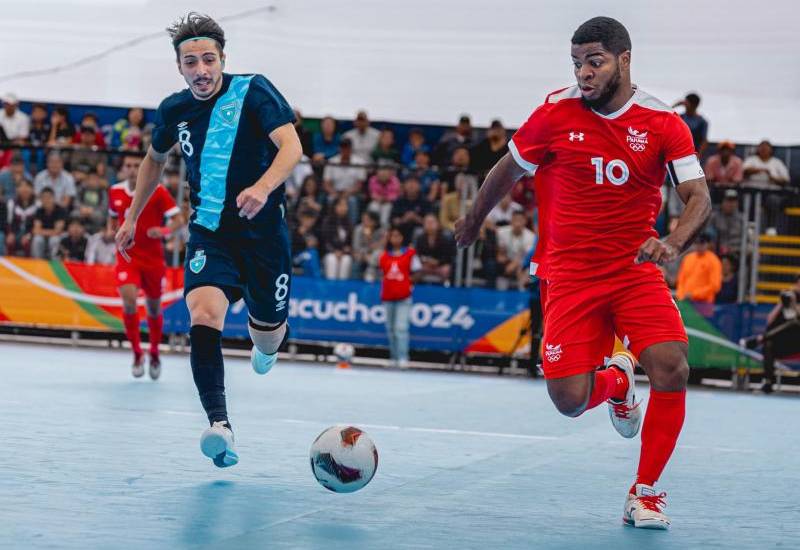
xmin=236 ymin=183 xmax=271 ymax=220
xmin=115 ymin=219 xmax=136 ymax=262
xmin=635 ymin=237 xmax=678 ymax=266
xmin=454 ymin=215 xmax=480 ymax=249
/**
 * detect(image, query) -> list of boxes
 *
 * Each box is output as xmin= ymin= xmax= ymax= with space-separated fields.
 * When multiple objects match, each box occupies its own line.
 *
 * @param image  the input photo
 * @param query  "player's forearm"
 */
xmin=465 ymin=153 xmax=526 ymax=228
xmin=128 ymin=153 xmax=165 ymax=222
xmin=666 ymin=185 xmax=711 ymax=253
xmin=254 ymin=140 xmax=302 ymax=195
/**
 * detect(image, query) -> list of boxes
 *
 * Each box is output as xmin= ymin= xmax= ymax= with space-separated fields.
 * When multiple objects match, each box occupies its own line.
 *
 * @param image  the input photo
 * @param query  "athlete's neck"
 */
xmin=594 ymin=84 xmax=636 ymax=116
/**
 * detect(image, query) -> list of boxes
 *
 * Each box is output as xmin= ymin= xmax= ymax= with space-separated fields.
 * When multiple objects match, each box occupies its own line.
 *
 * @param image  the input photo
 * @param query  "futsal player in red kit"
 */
xmin=456 ymin=17 xmax=711 ymax=529
xmin=109 ymin=155 xmax=183 ymax=379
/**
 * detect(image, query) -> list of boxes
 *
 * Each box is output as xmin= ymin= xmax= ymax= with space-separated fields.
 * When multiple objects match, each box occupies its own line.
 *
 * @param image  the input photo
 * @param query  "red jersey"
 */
xmin=379 ymin=247 xmax=422 ymax=301
xmin=510 ymin=85 xmax=702 ymax=281
xmin=108 ymin=181 xmax=179 ymax=267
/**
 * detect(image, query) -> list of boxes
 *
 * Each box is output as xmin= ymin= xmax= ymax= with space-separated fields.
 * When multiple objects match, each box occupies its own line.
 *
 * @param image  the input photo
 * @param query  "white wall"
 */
xmin=0 ymin=0 xmax=798 ymax=144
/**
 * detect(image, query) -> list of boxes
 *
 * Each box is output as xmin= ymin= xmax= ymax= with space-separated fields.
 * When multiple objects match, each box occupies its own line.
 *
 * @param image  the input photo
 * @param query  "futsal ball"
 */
xmin=310 ymin=426 xmax=378 ymax=493
xmin=333 ymin=343 xmax=355 ymax=363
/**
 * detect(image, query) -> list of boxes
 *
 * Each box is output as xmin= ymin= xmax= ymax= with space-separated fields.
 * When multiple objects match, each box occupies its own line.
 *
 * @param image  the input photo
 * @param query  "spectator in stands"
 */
xmin=471 ymin=222 xmax=499 ymax=288
xmin=703 ymin=141 xmax=743 ymax=198
xmin=487 ymin=194 xmax=523 ymax=228
xmin=415 ymin=213 xmax=455 ymax=285
xmin=401 ymin=128 xmax=430 ymax=166
xmin=343 ymin=110 xmax=381 ymax=161
xmin=295 ymin=175 xmax=326 ymax=219
xmin=112 ymin=107 xmax=150 ymax=151
xmin=742 ymin=140 xmax=791 ymax=231
xmin=285 ymin=151 xmax=313 ymax=204
xmin=676 ymin=233 xmax=722 ymax=304
xmin=434 ymin=114 xmax=476 ymax=166
xmin=0 ymin=93 xmax=30 ymax=144
xmin=673 ymin=92 xmax=708 ymax=155
xmin=71 ymin=112 xmax=106 ymax=149
xmin=58 ymin=218 xmax=87 ymax=261
xmin=321 ymin=197 xmax=354 ymax=280
xmin=371 ymin=128 xmax=401 ymax=166
xmin=322 ymin=138 xmax=368 ymax=197
xmin=31 ymin=187 xmax=66 ymax=259
xmin=312 ymin=116 xmax=340 ymax=161
xmin=716 ymin=255 xmax=738 ymax=304
xmin=34 ymin=151 xmax=76 ymax=209
xmin=367 ymin=165 xmax=402 ymax=226
xmin=0 ymin=153 xmax=31 ymax=199
xmin=407 ymin=150 xmax=440 ymax=203
xmin=294 ymin=234 xmax=322 ymax=278
xmin=28 ymin=103 xmax=50 ymax=147
xmin=69 ymin=124 xmax=108 ymax=176
xmin=439 ymin=147 xmax=477 ymax=231
xmin=708 ymin=189 xmax=743 ymax=255
xmin=390 ymin=176 xmax=429 ymax=240
xmin=379 ymin=226 xmax=422 ymax=368
xmin=290 ymin=207 xmax=321 ymax=263
xmin=85 ymin=224 xmax=117 ymax=265
xmin=47 ymin=106 xmax=74 ymax=146
xmin=293 ymin=109 xmax=314 ymax=157
xmin=352 ymin=210 xmax=385 ymax=282
xmin=5 ymin=180 xmax=36 ymax=256
xmin=496 ymin=210 xmax=535 ymax=290
xmin=0 ymin=190 xmax=7 ymax=255
xmin=161 ymin=167 xmax=181 ymax=198
xmin=72 ymin=170 xmax=107 ymax=233
xmin=470 ymin=119 xmax=508 ymax=178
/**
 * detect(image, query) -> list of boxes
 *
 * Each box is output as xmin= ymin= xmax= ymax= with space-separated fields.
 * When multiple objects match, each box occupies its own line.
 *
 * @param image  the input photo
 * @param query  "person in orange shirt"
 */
xmin=676 ymin=234 xmax=722 ymax=303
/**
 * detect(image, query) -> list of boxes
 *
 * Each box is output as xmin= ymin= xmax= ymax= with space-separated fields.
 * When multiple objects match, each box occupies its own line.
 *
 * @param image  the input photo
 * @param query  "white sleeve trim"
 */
xmin=164 ymin=206 xmax=181 ymax=218
xmin=411 ymin=255 xmax=422 ymax=272
xmin=667 ymin=154 xmax=704 ymax=186
xmin=508 ymin=139 xmax=538 ymax=174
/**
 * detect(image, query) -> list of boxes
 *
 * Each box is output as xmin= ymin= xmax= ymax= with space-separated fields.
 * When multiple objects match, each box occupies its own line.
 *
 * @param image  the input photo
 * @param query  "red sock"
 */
xmin=635 ymin=389 xmax=686 ymax=488
xmin=586 ymin=366 xmax=630 ymax=410
xmin=147 ymin=314 xmax=163 ymax=357
xmin=122 ymin=312 xmax=143 ymax=357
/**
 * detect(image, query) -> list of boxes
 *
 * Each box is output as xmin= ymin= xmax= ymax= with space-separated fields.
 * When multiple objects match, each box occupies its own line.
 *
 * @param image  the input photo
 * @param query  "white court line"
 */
xmin=278 ymin=418 xmax=560 ymax=441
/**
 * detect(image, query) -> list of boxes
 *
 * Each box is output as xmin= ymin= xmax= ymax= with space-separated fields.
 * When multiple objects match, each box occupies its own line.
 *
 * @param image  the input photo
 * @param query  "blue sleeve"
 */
xmin=150 ymin=98 xmax=177 ymax=154
xmin=249 ymin=75 xmax=296 ymax=135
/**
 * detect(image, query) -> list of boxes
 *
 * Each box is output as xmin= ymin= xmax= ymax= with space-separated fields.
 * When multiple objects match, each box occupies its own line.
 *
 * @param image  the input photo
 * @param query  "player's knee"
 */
xmin=651 ymin=355 xmax=689 ymax=391
xmin=145 ymin=299 xmax=161 ymax=318
xmin=190 ymin=306 xmax=224 ymax=329
xmin=121 ymin=300 xmax=137 ymax=315
xmin=548 ymin=388 xmax=589 ymax=417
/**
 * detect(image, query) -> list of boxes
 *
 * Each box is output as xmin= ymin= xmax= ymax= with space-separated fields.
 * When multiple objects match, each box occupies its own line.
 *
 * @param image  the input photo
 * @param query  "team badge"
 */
xmin=220 ymin=102 xmax=237 ymax=126
xmin=189 ymin=250 xmax=206 ymax=274
xmin=627 ymin=127 xmax=648 ymax=152
xmin=545 ymin=343 xmax=563 ymax=362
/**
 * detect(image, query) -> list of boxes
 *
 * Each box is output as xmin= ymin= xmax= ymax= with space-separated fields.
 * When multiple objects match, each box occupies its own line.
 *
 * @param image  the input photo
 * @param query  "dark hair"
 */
xmin=386 ymin=225 xmax=407 ymax=249
xmin=685 ymin=93 xmax=701 ymax=108
xmin=31 ymin=103 xmax=47 ymax=112
xmin=571 ymin=17 xmax=631 ymax=55
xmin=167 ymin=12 xmax=225 ymax=59
xmin=40 ymin=186 xmax=55 ymax=196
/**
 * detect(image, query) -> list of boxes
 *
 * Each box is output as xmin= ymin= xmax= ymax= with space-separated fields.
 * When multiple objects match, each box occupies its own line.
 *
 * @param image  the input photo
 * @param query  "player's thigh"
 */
xmin=611 ymin=265 xmax=688 ymax=359
xmin=242 ymin=224 xmax=292 ymax=325
xmin=140 ymin=265 xmax=166 ymax=301
xmin=540 ymin=280 xmax=615 ymax=379
xmin=116 ymin=263 xmax=142 ymax=294
xmin=184 ymin=232 xmax=243 ymax=305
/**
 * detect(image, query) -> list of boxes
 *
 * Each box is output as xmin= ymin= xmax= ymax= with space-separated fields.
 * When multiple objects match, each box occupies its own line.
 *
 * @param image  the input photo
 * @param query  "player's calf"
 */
xmin=249 ymin=318 xmax=289 ymax=375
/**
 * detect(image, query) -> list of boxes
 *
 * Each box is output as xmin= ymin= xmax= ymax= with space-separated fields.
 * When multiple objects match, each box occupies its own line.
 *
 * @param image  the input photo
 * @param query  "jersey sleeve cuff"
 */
xmin=508 ymin=139 xmax=538 ymax=174
xmin=667 ymin=154 xmax=704 ymax=187
xmin=164 ymin=206 xmax=181 ymax=218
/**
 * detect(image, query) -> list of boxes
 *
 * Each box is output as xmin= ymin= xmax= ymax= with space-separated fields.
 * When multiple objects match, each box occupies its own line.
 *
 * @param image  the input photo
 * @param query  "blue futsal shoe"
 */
xmin=200 ymin=421 xmax=239 ymax=468
xmin=251 ymin=347 xmax=278 ymax=375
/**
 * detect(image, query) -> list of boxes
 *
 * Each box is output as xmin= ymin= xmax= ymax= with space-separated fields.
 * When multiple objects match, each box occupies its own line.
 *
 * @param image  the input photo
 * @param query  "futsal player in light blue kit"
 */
xmin=116 ymin=12 xmax=302 ymax=468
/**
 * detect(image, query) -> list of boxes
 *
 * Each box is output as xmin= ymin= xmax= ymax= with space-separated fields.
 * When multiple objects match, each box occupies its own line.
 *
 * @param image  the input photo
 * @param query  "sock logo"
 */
xmin=189 ymin=250 xmax=206 ymax=274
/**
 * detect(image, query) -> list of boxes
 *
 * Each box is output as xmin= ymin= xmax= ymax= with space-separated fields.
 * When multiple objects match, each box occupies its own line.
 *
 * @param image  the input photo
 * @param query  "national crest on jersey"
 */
xmin=509 ymin=85 xmax=699 ymax=281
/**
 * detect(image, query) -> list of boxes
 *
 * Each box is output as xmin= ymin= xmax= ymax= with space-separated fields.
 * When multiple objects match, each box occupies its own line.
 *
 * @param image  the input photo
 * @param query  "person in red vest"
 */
xmin=379 ymin=226 xmax=421 ymax=368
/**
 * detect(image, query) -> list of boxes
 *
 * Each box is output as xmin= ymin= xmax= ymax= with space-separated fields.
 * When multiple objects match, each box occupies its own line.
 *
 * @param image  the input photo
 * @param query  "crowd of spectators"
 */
xmin=0 ymin=91 xmax=796 ymax=300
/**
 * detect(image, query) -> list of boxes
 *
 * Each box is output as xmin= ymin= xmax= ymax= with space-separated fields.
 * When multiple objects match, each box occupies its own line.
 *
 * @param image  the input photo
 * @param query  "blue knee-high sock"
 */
xmin=190 ymin=325 xmax=228 ymax=426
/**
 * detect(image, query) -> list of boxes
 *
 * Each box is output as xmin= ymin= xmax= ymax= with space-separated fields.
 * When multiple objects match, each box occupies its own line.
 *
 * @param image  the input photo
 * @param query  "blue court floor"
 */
xmin=2 ymin=342 xmax=798 ymax=549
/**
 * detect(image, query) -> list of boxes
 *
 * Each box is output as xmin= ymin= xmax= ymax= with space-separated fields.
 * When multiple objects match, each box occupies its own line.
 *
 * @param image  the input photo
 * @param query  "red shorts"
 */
xmin=541 ymin=264 xmax=687 ymax=379
xmin=115 ymin=261 xmax=165 ymax=300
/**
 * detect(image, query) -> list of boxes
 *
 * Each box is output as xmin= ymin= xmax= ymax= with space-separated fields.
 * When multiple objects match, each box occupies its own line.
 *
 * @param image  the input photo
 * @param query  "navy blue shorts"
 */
xmin=184 ymin=221 xmax=292 ymax=324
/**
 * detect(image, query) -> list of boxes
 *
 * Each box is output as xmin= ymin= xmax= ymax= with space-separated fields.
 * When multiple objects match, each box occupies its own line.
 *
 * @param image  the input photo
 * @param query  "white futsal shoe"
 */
xmin=131 ymin=354 xmax=145 ymax=378
xmin=148 ymin=354 xmax=161 ymax=380
xmin=200 ymin=421 xmax=239 ymax=468
xmin=623 ymin=484 xmax=671 ymax=529
xmin=606 ymin=351 xmax=642 ymax=439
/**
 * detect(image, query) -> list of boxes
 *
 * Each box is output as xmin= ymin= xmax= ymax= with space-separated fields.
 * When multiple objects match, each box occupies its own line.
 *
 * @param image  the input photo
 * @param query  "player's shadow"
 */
xmin=179 ymin=480 xmax=238 ymax=545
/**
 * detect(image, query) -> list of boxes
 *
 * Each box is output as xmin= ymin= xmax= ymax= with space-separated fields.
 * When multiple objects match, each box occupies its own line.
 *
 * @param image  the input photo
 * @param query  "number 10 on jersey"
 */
xmin=591 ymin=157 xmax=630 ymax=186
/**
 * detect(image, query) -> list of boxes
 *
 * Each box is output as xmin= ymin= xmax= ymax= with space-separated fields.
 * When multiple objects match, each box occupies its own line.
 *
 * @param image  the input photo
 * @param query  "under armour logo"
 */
xmin=569 ymin=132 xmax=585 ymax=142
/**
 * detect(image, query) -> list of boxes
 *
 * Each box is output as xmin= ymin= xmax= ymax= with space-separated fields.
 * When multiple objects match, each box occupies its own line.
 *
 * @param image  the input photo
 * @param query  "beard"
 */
xmin=581 ymin=65 xmax=622 ymax=110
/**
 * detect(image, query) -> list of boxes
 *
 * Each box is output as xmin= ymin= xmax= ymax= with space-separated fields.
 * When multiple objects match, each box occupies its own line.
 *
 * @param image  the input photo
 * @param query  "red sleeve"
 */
xmin=107 ymin=188 xmax=119 ymax=217
xmin=157 ymin=186 xmax=178 ymax=217
xmin=509 ymin=104 xmax=551 ymax=173
xmin=662 ymin=114 xmax=696 ymax=163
